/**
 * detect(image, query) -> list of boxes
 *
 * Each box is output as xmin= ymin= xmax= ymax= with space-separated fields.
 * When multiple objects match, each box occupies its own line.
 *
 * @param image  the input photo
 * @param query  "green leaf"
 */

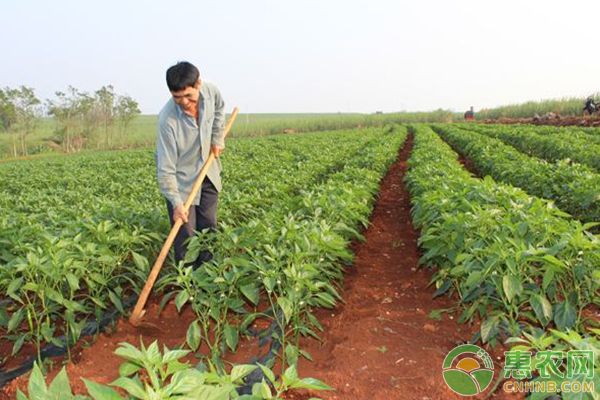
xmin=582 ymin=222 xmax=600 ymax=231
xmin=240 ymin=284 xmax=259 ymax=305
xmin=114 ymin=342 xmax=144 ymax=362
xmin=230 ymin=364 xmax=257 ymax=383
xmin=542 ymin=268 xmax=555 ymax=291
xmin=299 ymin=349 xmax=313 ymax=361
xmin=145 ymin=341 xmax=161 ymax=364
xmin=529 ymin=294 xmax=553 ymax=326
xmin=0 ymin=307 xmax=8 ymax=326
xmin=433 ymin=280 xmax=452 ymax=298
xmin=8 ymin=308 xmax=24 ymax=333
xmin=111 ymin=377 xmax=146 ymax=398
xmin=158 ymin=292 xmax=176 ymax=314
xmin=465 ymin=271 xmax=483 ymax=288
xmin=65 ymin=273 xmax=80 ymax=291
xmin=285 ymin=344 xmax=299 ymax=367
xmin=174 ymin=290 xmax=190 ymax=312
xmin=257 ymin=363 xmax=276 ymax=385
xmin=165 ymin=360 xmax=189 ymax=377
xmin=89 ymin=296 xmax=106 ymax=309
xmin=108 ymin=291 xmax=124 ymax=314
xmin=224 ymin=324 xmax=239 ymax=352
xmin=131 ymin=251 xmax=149 ymax=271
xmin=47 ymin=368 xmax=73 ymax=398
xmin=480 ymin=317 xmax=499 ymax=343
xmin=186 ymin=320 xmax=201 ymax=352
xmin=252 ymin=379 xmax=272 ymax=399
xmin=315 ymin=292 xmax=336 ymax=308
xmin=82 ymin=378 xmax=123 ymax=400
xmin=45 ymin=287 xmax=65 ymax=305
xmin=7 ymin=277 xmax=23 ymax=298
xmin=289 ymin=377 xmax=333 ymax=391
xmin=240 ymin=313 xmax=258 ymax=332
xmin=542 ymin=254 xmax=564 ymax=268
xmin=16 ymin=390 xmax=28 ymax=400
xmin=12 ymin=334 xmax=27 ymax=356
xmin=502 ymin=274 xmax=522 ymax=303
xmin=165 ymin=369 xmax=205 ymax=396
xmin=162 ymin=349 xmax=190 ymax=364
xmin=27 ymin=363 xmax=48 ymax=400
xmin=40 ymin=321 xmax=55 ymax=344
xmin=554 ymin=300 xmax=577 ymax=331
xmin=277 ymin=296 xmax=293 ymax=324
xmin=118 ymin=361 xmax=141 ymax=377
xmin=262 ymin=276 xmax=275 ymax=293
xmin=282 ymin=364 xmax=299 ymax=386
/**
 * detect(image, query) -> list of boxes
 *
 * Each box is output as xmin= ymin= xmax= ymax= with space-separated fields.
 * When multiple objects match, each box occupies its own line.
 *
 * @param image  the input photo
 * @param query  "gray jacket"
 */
xmin=156 ymin=81 xmax=225 ymax=208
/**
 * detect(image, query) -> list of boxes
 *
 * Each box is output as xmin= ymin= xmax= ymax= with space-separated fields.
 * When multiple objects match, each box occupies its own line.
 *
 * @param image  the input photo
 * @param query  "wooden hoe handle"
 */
xmin=129 ymin=107 xmax=240 ymax=326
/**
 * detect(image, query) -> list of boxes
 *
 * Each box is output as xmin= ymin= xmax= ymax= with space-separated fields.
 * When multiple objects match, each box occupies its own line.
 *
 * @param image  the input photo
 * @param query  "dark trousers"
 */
xmin=166 ymin=178 xmax=218 ymax=263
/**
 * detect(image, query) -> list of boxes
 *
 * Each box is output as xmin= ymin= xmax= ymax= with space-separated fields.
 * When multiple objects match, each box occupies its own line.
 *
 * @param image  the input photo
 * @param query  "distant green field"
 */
xmin=0 ymin=111 xmax=456 ymax=159
xmin=0 ymin=115 xmax=158 ymax=159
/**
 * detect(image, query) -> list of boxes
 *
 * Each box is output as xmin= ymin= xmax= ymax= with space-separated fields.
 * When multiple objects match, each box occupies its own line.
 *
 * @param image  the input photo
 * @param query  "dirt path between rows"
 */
xmin=288 ymin=135 xmax=515 ymax=400
xmin=1 ymin=134 xmax=517 ymax=400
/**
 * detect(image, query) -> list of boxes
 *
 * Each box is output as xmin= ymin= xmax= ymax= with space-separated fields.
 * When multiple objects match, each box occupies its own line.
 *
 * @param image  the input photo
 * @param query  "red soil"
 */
xmin=285 ymin=135 xmax=518 ymax=400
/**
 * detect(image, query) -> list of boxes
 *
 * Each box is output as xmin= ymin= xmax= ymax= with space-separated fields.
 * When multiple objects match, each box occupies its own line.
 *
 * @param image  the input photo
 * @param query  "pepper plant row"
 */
xmin=465 ymin=123 xmax=600 ymax=172
xmin=17 ymin=340 xmax=333 ymax=400
xmin=0 ymin=151 xmax=165 ymax=362
xmin=432 ymin=124 xmax=600 ymax=225
xmin=405 ymin=125 xmax=600 ymax=346
xmin=511 ymin=124 xmax=600 ymax=146
xmin=158 ymin=126 xmax=408 ymax=371
xmin=0 ymin=127 xmax=405 ymax=377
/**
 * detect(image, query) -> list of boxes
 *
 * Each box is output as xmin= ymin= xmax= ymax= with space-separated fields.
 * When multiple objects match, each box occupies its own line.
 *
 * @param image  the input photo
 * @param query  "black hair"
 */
xmin=166 ymin=61 xmax=200 ymax=92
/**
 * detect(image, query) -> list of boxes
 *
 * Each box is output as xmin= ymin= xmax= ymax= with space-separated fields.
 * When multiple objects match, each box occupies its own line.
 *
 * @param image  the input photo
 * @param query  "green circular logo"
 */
xmin=442 ymin=344 xmax=495 ymax=396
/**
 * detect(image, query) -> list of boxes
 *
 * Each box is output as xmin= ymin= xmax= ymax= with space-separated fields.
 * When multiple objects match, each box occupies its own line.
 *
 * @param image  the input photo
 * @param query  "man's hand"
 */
xmin=174 ymin=204 xmax=189 ymax=223
xmin=211 ymin=145 xmax=224 ymax=158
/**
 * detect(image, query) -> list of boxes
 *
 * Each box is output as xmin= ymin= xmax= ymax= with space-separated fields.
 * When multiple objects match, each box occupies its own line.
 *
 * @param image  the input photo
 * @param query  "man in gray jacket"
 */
xmin=156 ymin=61 xmax=225 ymax=267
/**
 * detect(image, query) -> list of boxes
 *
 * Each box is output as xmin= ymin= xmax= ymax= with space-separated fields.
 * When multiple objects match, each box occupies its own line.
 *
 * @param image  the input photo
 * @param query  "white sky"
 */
xmin=2 ymin=0 xmax=599 ymax=114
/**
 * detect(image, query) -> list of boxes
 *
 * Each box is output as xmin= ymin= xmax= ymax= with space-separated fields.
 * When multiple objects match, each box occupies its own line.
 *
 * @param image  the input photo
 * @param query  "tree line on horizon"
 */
xmin=1 ymin=84 xmax=597 ymax=159
xmin=0 ymin=85 xmax=140 ymax=157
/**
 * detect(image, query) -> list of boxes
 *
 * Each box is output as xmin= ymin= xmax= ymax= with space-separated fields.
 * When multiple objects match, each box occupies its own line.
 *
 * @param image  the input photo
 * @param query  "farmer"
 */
xmin=156 ymin=61 xmax=225 ymax=268
xmin=583 ymin=96 xmax=597 ymax=115
xmin=464 ymin=106 xmax=475 ymax=121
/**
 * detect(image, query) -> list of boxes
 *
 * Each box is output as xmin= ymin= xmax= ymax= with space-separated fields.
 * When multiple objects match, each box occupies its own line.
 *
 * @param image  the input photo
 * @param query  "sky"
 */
xmin=2 ymin=0 xmax=599 ymax=114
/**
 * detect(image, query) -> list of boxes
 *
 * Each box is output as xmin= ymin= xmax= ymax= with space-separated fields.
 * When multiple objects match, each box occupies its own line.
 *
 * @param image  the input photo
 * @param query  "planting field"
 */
xmin=0 ymin=123 xmax=599 ymax=399
xmin=0 ymin=112 xmax=457 ymax=160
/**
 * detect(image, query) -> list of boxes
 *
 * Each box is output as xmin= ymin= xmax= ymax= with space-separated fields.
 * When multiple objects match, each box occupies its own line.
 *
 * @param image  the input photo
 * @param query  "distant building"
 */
xmin=464 ymin=106 xmax=475 ymax=121
xmin=375 ymin=111 xmax=383 ymax=114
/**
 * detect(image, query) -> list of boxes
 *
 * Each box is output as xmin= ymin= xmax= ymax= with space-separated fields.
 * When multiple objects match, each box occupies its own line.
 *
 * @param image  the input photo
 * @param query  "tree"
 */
xmin=47 ymin=86 xmax=90 ymax=153
xmin=32 ymin=85 xmax=141 ymax=154
xmin=94 ymin=85 xmax=115 ymax=147
xmin=0 ymin=88 xmax=17 ymax=132
xmin=0 ymin=86 xmax=41 ymax=157
xmin=115 ymin=95 xmax=141 ymax=139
